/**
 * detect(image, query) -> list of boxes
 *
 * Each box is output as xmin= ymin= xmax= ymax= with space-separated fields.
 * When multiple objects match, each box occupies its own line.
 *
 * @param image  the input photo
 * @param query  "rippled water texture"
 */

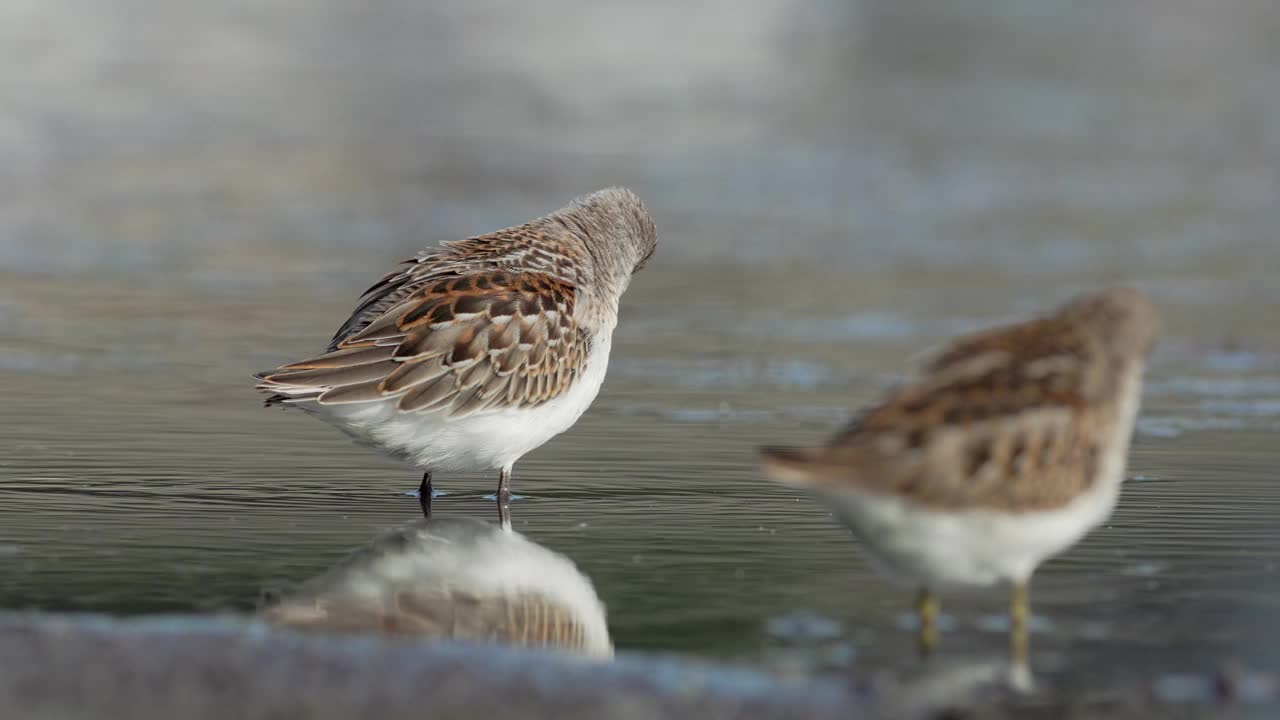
xmin=2 ymin=0 xmax=1279 ymax=696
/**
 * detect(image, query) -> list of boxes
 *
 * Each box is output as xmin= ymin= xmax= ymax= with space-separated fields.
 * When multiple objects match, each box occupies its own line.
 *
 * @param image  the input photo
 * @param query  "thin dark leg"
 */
xmin=496 ymin=466 xmax=512 ymax=531
xmin=418 ymin=472 xmax=432 ymax=518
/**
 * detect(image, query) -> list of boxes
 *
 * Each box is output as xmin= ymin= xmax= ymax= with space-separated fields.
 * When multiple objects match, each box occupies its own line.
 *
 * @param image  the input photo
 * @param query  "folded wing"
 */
xmin=761 ymin=315 xmax=1112 ymax=512
xmin=256 ymin=270 xmax=588 ymax=418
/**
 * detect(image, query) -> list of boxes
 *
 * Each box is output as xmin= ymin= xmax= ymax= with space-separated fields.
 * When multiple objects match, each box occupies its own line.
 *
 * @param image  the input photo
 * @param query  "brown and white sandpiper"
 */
xmin=256 ymin=188 xmax=657 ymax=529
xmin=759 ymin=288 xmax=1159 ymax=658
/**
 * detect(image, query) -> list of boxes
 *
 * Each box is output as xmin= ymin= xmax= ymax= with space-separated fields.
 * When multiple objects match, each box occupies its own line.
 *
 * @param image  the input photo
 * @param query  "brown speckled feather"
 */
xmin=258 ymin=270 xmax=588 ymax=417
xmin=328 ymin=225 xmax=586 ymax=350
xmin=760 ymin=288 xmax=1159 ymax=513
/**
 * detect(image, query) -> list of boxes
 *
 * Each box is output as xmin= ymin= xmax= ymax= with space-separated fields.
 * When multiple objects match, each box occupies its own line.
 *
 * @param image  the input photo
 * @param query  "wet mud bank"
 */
xmin=0 ymin=613 xmax=1267 ymax=719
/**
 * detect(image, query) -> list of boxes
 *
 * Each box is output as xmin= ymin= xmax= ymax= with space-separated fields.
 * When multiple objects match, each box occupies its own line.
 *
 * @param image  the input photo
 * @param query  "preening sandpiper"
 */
xmin=256 ymin=188 xmax=657 ymax=529
xmin=759 ymin=288 xmax=1159 ymax=658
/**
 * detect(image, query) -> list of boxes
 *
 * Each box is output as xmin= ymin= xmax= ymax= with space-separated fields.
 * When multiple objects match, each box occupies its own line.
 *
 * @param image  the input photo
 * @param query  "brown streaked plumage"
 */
xmin=255 ymin=188 xmax=657 ymax=529
xmin=260 ymin=271 xmax=588 ymax=417
xmin=759 ymin=287 xmax=1159 ymax=659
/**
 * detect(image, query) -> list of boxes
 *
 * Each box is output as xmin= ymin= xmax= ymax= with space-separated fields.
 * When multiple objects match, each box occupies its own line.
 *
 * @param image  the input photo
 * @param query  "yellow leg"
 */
xmin=1010 ymin=580 xmax=1030 ymax=662
xmin=916 ymin=587 xmax=939 ymax=656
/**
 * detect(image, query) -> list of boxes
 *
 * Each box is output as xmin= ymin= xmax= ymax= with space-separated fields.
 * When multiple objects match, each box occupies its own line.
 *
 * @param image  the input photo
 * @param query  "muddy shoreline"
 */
xmin=1 ymin=613 xmax=1265 ymax=719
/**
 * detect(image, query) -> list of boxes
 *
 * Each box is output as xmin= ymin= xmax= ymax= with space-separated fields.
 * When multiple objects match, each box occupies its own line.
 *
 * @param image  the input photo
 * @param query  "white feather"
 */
xmin=294 ymin=332 xmax=613 ymax=473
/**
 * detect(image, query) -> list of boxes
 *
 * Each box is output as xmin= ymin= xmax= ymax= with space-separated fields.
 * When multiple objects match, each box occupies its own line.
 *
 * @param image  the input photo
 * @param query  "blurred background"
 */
xmin=2 ymin=0 xmax=1278 ymax=691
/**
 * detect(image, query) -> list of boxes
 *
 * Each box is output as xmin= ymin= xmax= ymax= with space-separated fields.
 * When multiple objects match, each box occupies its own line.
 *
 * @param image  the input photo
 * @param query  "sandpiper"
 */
xmin=256 ymin=188 xmax=657 ymax=529
xmin=759 ymin=288 xmax=1159 ymax=658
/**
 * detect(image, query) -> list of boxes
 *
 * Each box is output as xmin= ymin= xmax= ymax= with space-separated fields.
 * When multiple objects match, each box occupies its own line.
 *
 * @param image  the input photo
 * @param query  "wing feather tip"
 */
xmin=757 ymin=446 xmax=837 ymax=488
xmin=259 ymin=390 xmax=317 ymax=407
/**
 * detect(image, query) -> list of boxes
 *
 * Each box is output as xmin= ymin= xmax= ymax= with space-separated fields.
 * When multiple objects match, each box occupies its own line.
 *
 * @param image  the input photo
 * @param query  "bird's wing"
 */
xmin=760 ymin=315 xmax=1113 ymax=512
xmin=256 ymin=270 xmax=589 ymax=417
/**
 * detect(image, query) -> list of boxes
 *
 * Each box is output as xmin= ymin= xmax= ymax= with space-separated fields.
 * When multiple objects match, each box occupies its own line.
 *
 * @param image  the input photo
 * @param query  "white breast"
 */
xmin=305 ymin=332 xmax=614 ymax=473
xmin=828 ymin=478 xmax=1122 ymax=588
xmin=825 ymin=365 xmax=1145 ymax=588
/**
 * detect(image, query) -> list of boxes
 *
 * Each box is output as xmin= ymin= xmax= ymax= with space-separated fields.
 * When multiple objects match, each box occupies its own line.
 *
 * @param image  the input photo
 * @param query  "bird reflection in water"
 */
xmin=869 ymin=653 xmax=1034 ymax=716
xmin=260 ymin=517 xmax=612 ymax=659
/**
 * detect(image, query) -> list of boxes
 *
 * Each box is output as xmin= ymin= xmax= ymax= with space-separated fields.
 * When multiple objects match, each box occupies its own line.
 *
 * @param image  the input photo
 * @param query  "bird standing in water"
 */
xmin=759 ymin=288 xmax=1159 ymax=658
xmin=257 ymin=188 xmax=657 ymax=529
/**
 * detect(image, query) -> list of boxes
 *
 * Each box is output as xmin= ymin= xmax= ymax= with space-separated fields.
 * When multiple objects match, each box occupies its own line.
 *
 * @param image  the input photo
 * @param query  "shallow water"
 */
xmin=2 ymin=0 xmax=1280 ymax=701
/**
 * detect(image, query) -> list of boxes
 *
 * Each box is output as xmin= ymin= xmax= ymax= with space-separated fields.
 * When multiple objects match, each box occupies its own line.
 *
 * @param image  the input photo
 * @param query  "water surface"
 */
xmin=2 ymin=0 xmax=1279 ymax=699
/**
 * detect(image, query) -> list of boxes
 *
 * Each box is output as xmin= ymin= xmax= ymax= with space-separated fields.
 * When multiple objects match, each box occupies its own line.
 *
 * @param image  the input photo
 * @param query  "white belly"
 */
xmin=828 ymin=368 xmax=1143 ymax=587
xmin=299 ymin=334 xmax=612 ymax=473
xmin=826 ymin=478 xmax=1121 ymax=587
